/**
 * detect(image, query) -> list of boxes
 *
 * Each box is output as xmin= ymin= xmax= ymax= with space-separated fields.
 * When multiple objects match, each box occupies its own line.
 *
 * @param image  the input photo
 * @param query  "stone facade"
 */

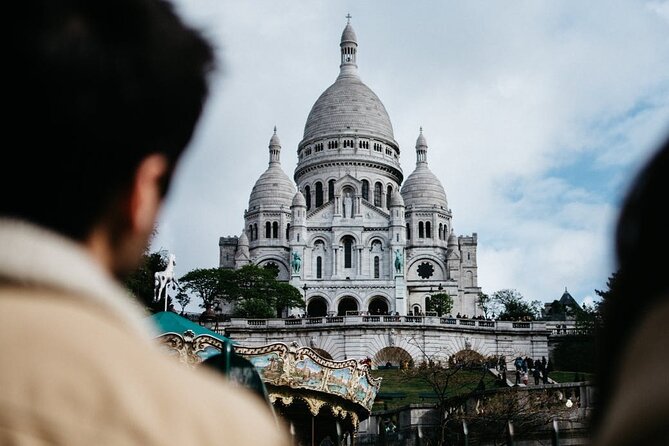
xmin=219 ymin=317 xmax=550 ymax=367
xmin=220 ymin=19 xmax=482 ymax=318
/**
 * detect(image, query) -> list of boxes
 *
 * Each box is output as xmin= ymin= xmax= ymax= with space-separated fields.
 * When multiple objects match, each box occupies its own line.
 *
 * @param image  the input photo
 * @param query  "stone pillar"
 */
xmin=394 ymin=275 xmax=407 ymax=316
xmin=333 ymin=246 xmax=339 ymax=276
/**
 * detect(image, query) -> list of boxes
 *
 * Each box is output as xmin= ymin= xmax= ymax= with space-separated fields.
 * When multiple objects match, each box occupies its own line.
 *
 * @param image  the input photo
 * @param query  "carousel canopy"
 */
xmin=148 ymin=311 xmax=234 ymax=344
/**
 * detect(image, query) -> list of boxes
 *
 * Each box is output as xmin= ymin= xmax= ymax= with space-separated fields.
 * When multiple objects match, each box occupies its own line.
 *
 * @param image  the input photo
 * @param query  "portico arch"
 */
xmin=337 ymin=296 xmax=359 ymax=316
xmin=307 ymin=297 xmax=328 ymax=317
xmin=368 ymin=296 xmax=390 ymax=315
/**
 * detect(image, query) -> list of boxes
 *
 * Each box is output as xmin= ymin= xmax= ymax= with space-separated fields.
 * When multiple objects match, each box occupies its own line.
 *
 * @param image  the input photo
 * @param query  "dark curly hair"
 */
xmin=4 ymin=0 xmax=215 ymax=240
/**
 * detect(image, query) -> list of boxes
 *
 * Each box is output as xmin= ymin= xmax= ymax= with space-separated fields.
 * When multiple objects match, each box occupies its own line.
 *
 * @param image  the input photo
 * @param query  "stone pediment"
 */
xmin=360 ymin=200 xmax=390 ymax=222
xmin=307 ymin=201 xmax=335 ymax=221
xmin=447 ymin=248 xmax=460 ymax=260
xmin=335 ymin=174 xmax=361 ymax=189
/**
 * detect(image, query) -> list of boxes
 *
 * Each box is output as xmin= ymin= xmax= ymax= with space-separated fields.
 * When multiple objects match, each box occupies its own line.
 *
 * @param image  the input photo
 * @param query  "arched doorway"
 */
xmin=373 ymin=347 xmax=413 ymax=369
xmin=307 ymin=297 xmax=328 ymax=317
xmin=338 ymin=296 xmax=358 ymax=316
xmin=368 ymin=296 xmax=389 ymax=315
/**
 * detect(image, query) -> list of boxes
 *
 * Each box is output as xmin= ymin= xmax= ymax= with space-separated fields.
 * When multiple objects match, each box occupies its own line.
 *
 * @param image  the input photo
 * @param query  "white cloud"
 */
xmin=152 ymin=0 xmax=669 ymax=307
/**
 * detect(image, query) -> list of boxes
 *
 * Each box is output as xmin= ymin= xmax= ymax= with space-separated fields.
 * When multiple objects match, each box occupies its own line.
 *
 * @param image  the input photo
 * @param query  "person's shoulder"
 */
xmin=0 ymin=288 xmax=292 ymax=445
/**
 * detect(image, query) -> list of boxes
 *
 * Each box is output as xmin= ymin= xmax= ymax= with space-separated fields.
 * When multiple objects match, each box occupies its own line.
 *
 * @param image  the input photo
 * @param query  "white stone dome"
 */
xmin=248 ymin=166 xmax=296 ymax=210
xmin=389 ymin=189 xmax=405 ymax=207
xmin=302 ymin=76 xmax=395 ymax=142
xmin=401 ymin=165 xmax=448 ymax=209
xmin=248 ymin=129 xmax=296 ymax=210
xmin=301 ymin=20 xmax=395 ymax=144
xmin=400 ymin=129 xmax=448 ymax=209
xmin=292 ymin=190 xmax=306 ymax=207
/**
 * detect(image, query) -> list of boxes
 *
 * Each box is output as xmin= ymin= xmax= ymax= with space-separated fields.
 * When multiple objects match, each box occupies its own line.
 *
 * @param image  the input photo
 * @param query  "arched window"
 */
xmin=316 ymin=256 xmax=322 ymax=279
xmin=418 ymin=221 xmax=424 ymax=238
xmin=315 ymin=182 xmax=323 ymax=207
xmin=374 ymin=182 xmax=382 ymax=207
xmin=386 ymin=185 xmax=392 ymax=209
xmin=272 ymin=221 xmax=278 ymax=238
xmin=305 ymin=186 xmax=311 ymax=210
xmin=374 ymin=256 xmax=380 ymax=279
xmin=406 ymin=223 xmax=411 ymax=240
xmin=439 ymin=223 xmax=443 ymax=240
xmin=426 ymin=221 xmax=432 ymax=238
xmin=253 ymin=224 xmax=258 ymax=240
xmin=361 ymin=180 xmax=369 ymax=201
xmin=248 ymin=224 xmax=253 ymax=241
xmin=328 ymin=180 xmax=335 ymax=202
xmin=344 ymin=238 xmax=353 ymax=269
xmin=265 ymin=221 xmax=271 ymax=239
xmin=286 ymin=223 xmax=290 ymax=240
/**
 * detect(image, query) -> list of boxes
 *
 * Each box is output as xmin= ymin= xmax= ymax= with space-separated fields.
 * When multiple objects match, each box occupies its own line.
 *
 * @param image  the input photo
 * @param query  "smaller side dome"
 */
xmin=292 ymin=190 xmax=306 ymax=207
xmin=401 ymin=128 xmax=448 ymax=209
xmin=248 ymin=128 xmax=296 ymax=210
xmin=389 ymin=190 xmax=404 ymax=207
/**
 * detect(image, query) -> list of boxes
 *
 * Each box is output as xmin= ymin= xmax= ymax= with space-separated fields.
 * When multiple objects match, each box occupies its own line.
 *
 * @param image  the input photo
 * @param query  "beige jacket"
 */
xmin=592 ymin=298 xmax=669 ymax=446
xmin=0 ymin=219 xmax=292 ymax=445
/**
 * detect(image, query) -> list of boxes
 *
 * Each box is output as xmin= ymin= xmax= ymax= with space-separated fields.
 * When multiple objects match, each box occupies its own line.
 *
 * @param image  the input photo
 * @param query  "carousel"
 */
xmin=149 ymin=311 xmax=381 ymax=446
xmin=236 ymin=342 xmax=381 ymax=446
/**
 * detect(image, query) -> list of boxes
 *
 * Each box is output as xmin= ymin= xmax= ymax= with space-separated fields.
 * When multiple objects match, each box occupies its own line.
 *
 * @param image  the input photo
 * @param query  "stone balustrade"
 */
xmin=218 ymin=316 xmax=548 ymax=332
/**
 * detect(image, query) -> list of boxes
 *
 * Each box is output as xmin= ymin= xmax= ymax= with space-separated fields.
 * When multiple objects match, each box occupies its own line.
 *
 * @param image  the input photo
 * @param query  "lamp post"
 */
xmin=302 ymin=284 xmax=308 ymax=317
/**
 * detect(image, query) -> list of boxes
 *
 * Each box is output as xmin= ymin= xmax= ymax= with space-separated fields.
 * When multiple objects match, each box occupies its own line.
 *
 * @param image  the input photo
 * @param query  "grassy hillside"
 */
xmin=370 ymin=368 xmax=499 ymax=411
xmin=370 ymin=368 xmax=594 ymax=411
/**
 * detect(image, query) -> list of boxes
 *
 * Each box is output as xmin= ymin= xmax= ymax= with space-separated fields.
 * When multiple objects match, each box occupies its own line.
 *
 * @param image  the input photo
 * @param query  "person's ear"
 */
xmin=129 ymin=153 xmax=169 ymax=235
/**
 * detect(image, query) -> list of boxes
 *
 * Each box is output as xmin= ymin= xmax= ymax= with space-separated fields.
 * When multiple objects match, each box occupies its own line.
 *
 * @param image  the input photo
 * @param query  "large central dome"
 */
xmin=301 ymin=21 xmax=395 ymax=145
xmin=302 ymin=77 xmax=395 ymax=142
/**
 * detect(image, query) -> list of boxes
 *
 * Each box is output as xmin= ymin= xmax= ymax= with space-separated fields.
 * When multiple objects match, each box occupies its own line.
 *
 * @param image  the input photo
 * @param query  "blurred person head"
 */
xmin=4 ymin=0 xmax=215 ymax=278
xmin=592 ymin=136 xmax=669 ymax=432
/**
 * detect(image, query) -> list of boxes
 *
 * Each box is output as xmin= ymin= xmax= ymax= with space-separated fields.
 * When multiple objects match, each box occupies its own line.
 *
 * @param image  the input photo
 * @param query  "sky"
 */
xmin=151 ymin=0 xmax=669 ymax=311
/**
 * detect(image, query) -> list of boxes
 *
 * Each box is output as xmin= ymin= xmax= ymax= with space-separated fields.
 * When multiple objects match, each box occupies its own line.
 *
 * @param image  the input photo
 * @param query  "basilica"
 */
xmin=219 ymin=19 xmax=481 ymax=318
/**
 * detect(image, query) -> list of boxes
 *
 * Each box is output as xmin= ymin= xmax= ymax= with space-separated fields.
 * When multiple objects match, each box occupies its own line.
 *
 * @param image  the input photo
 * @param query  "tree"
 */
xmin=492 ymin=289 xmax=540 ymax=321
xmin=230 ymin=265 xmax=303 ymax=318
xmin=573 ymin=271 xmax=617 ymax=333
xmin=274 ymin=282 xmax=305 ymax=316
xmin=594 ymin=270 xmax=620 ymax=304
xmin=426 ymin=293 xmax=454 ymax=316
xmin=401 ymin=337 xmax=495 ymax=445
xmin=179 ymin=264 xmax=304 ymax=318
xmin=450 ymin=385 xmax=578 ymax=445
xmin=477 ymin=292 xmax=502 ymax=318
xmin=179 ymin=267 xmax=235 ymax=309
xmin=174 ymin=291 xmax=191 ymax=314
xmin=123 ymin=249 xmax=168 ymax=313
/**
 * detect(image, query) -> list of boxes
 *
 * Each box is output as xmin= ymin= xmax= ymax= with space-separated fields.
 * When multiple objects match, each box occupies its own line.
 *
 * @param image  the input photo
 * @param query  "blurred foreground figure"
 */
xmin=0 ymin=1 xmax=291 ymax=444
xmin=591 ymin=136 xmax=669 ymax=445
